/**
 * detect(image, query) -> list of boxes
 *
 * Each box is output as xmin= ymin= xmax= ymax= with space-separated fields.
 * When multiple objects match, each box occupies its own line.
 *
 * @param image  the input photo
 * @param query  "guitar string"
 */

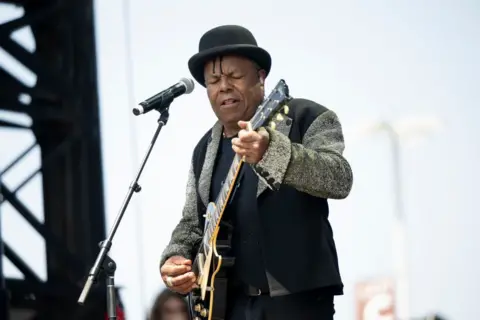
xmin=198 ymin=88 xmax=289 ymax=258
xmin=202 ymin=93 xmax=285 ymax=248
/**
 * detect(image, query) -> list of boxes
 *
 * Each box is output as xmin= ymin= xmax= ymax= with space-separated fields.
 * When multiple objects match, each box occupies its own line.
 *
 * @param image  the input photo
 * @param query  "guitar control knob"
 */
xmin=200 ymin=308 xmax=208 ymax=317
xmin=194 ymin=304 xmax=202 ymax=312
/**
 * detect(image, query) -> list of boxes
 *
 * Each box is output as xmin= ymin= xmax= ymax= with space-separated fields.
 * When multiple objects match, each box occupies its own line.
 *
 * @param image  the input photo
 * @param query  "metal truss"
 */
xmin=0 ymin=0 xmax=117 ymax=318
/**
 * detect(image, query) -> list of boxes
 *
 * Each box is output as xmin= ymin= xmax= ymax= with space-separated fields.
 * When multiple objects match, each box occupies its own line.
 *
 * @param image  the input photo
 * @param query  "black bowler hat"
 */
xmin=188 ymin=25 xmax=271 ymax=87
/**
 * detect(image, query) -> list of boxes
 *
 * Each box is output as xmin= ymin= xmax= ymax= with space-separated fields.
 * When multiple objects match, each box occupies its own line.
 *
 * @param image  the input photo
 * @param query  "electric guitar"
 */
xmin=188 ymin=79 xmax=292 ymax=320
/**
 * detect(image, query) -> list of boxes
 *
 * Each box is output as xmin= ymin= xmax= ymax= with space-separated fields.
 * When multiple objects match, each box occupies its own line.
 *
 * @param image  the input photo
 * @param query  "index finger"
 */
xmin=161 ymin=263 xmax=191 ymax=277
xmin=170 ymin=256 xmax=192 ymax=266
xmin=238 ymin=130 xmax=258 ymax=142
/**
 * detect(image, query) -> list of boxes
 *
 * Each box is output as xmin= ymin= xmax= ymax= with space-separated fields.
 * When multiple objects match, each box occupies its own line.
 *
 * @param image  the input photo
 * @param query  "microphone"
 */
xmin=133 ymin=77 xmax=195 ymax=116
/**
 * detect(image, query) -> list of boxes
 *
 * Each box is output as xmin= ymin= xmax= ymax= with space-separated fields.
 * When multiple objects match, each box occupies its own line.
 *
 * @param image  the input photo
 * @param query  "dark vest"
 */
xmin=191 ymin=100 xmax=343 ymax=295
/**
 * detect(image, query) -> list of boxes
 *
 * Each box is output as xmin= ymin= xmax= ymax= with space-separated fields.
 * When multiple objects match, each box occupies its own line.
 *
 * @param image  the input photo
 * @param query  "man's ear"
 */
xmin=258 ymin=69 xmax=267 ymax=85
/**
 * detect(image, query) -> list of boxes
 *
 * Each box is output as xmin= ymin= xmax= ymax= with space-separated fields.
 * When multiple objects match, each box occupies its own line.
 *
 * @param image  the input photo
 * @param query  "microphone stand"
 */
xmin=78 ymin=95 xmax=174 ymax=320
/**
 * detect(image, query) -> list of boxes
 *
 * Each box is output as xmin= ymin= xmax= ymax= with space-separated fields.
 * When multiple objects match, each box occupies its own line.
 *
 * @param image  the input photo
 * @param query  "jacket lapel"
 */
xmin=198 ymin=121 xmax=223 ymax=207
xmin=256 ymin=115 xmax=293 ymax=197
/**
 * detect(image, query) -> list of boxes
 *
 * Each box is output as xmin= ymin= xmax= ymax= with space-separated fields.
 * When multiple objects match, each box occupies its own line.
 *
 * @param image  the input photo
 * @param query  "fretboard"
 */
xmin=202 ymin=154 xmax=244 ymax=248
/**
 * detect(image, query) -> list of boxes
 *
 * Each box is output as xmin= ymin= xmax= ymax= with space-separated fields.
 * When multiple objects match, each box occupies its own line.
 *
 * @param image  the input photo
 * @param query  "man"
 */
xmin=160 ymin=25 xmax=353 ymax=319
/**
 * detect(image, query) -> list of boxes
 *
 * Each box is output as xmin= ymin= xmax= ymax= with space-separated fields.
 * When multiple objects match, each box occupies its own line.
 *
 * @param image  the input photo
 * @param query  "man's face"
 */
xmin=204 ymin=55 xmax=265 ymax=129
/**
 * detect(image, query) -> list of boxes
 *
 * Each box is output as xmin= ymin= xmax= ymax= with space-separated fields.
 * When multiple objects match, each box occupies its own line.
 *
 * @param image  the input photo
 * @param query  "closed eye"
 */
xmin=206 ymin=77 xmax=220 ymax=85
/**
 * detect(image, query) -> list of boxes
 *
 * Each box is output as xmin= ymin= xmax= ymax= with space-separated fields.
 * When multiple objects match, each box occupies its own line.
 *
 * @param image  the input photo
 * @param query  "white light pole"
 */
xmin=348 ymin=116 xmax=442 ymax=320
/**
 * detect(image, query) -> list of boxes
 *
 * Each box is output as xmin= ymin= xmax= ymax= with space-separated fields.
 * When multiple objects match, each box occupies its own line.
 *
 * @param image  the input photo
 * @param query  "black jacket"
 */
xmin=161 ymin=98 xmax=353 ymax=296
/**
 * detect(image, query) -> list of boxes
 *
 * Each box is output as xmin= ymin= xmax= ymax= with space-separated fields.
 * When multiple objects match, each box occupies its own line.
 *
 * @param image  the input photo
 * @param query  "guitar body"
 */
xmin=187 ymin=79 xmax=292 ymax=320
xmin=189 ymin=202 xmax=235 ymax=320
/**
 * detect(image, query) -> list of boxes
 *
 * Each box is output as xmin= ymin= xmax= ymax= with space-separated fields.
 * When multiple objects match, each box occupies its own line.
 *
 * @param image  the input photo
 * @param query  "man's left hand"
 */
xmin=232 ymin=121 xmax=269 ymax=164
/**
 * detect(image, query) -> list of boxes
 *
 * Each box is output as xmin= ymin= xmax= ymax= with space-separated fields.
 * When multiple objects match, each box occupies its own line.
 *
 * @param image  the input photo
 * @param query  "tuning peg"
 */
xmin=275 ymin=114 xmax=284 ymax=121
xmin=283 ymin=105 xmax=289 ymax=115
xmin=269 ymin=121 xmax=276 ymax=130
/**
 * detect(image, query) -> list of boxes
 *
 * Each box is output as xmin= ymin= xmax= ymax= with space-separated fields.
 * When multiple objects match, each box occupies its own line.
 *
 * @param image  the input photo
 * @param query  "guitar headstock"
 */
xmin=250 ymin=79 xmax=292 ymax=131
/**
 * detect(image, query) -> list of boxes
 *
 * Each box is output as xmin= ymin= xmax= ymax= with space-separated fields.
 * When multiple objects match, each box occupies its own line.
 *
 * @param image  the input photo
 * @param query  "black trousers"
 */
xmin=226 ymin=289 xmax=335 ymax=320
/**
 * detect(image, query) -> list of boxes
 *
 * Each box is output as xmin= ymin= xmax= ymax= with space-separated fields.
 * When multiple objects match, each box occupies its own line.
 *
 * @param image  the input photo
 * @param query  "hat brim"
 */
xmin=188 ymin=44 xmax=271 ymax=87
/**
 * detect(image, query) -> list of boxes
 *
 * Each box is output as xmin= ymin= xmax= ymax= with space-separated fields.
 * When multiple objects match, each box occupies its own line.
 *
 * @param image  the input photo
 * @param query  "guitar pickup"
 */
xmin=198 ymin=253 xmax=205 ymax=274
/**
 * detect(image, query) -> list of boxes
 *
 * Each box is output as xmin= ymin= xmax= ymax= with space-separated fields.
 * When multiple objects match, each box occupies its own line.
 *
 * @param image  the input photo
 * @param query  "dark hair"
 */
xmin=148 ymin=289 xmax=188 ymax=320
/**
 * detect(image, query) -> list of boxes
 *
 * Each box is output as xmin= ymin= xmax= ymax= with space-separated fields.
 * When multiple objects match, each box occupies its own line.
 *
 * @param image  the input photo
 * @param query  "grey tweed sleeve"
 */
xmin=253 ymin=110 xmax=353 ymax=199
xmin=160 ymin=164 xmax=203 ymax=267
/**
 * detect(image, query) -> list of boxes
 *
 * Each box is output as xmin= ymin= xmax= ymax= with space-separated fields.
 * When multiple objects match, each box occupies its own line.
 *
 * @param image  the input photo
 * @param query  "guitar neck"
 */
xmin=203 ymin=154 xmax=244 ymax=247
xmin=200 ymin=79 xmax=292 ymax=250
